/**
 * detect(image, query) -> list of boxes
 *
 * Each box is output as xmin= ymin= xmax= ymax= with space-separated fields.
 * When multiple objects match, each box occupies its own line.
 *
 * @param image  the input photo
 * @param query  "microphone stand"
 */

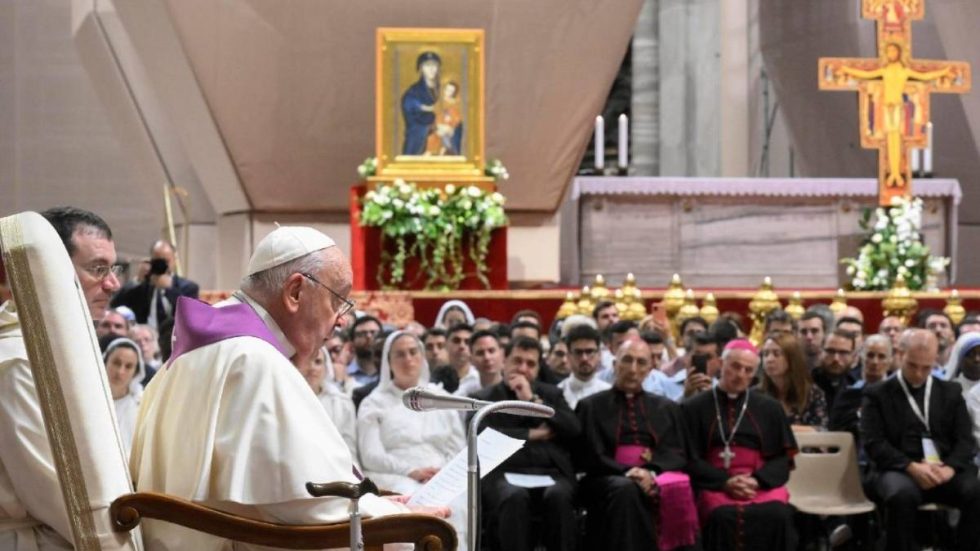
xmin=466 ymin=400 xmax=555 ymax=551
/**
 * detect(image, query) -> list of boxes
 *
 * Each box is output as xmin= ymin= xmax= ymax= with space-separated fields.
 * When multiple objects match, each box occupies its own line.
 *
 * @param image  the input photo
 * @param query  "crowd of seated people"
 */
xmin=92 ymin=289 xmax=980 ymax=551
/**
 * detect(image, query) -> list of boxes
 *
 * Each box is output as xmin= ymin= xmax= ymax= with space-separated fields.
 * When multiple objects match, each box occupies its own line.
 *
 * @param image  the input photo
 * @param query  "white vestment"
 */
xmin=316 ymin=386 xmax=358 ymax=460
xmin=356 ymin=332 xmax=467 ymax=550
xmin=557 ymin=374 xmax=611 ymax=410
xmin=113 ymin=394 xmax=139 ymax=461
xmin=0 ymin=301 xmax=73 ymax=551
xmin=130 ymin=293 xmax=403 ymax=551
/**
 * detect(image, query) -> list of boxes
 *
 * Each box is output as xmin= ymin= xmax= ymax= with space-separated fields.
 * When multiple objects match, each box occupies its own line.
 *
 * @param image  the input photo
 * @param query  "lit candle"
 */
xmin=594 ymin=116 xmax=604 ymax=171
xmin=618 ymin=114 xmax=629 ymax=169
xmin=923 ymin=122 xmax=934 ymax=175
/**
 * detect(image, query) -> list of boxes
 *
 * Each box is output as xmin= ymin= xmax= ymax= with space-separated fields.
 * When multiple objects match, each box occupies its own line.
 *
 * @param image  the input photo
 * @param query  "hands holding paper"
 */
xmin=409 ymin=467 xmax=441 ymax=483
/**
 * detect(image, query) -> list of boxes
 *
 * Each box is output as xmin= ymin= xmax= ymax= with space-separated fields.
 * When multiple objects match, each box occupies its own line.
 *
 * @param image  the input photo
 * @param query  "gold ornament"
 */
xmin=556 ymin=291 xmax=578 ymax=320
xmin=614 ymin=288 xmax=628 ymax=317
xmin=785 ymin=291 xmax=805 ymax=321
xmin=591 ymin=274 xmax=611 ymax=302
xmin=577 ymin=285 xmax=595 ymax=316
xmin=627 ymin=287 xmax=647 ymax=322
xmin=699 ymin=292 xmax=720 ymax=325
xmin=882 ymin=274 xmax=918 ymax=327
xmin=829 ymin=288 xmax=848 ymax=318
xmin=661 ymin=273 xmax=686 ymax=340
xmin=944 ymin=289 xmax=966 ymax=326
xmin=676 ymin=289 xmax=700 ymax=333
xmin=748 ymin=277 xmax=782 ymax=346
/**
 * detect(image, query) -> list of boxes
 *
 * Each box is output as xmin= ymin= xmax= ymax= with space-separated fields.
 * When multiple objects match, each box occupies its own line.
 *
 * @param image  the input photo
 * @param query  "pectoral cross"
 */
xmin=719 ymin=445 xmax=735 ymax=470
xmin=819 ymin=0 xmax=970 ymax=206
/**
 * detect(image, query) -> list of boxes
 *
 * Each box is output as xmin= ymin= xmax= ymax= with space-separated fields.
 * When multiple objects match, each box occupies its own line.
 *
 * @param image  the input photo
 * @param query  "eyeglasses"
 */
xmin=85 ymin=263 xmax=125 ymax=281
xmin=301 ymin=273 xmax=355 ymax=320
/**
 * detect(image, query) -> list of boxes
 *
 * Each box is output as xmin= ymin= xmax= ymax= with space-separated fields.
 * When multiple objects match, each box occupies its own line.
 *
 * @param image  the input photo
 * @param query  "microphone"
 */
xmin=403 ymin=387 xmax=492 ymax=412
xmin=402 ymin=386 xmax=555 ymax=418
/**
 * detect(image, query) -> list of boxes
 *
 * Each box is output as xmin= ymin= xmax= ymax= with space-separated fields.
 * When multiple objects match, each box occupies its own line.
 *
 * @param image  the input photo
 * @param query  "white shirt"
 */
xmin=130 ymin=292 xmax=403 ymax=551
xmin=557 ymin=374 xmax=611 ymax=410
xmin=0 ymin=301 xmax=74 ymax=551
xmin=454 ymin=365 xmax=481 ymax=397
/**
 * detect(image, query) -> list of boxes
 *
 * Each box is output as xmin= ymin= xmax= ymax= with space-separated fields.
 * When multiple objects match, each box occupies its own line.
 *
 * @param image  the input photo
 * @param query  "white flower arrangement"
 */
xmin=841 ymin=196 xmax=949 ymax=291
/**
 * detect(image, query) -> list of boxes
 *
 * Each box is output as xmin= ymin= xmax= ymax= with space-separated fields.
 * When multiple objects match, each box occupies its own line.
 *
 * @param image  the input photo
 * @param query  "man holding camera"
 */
xmin=111 ymin=240 xmax=199 ymax=329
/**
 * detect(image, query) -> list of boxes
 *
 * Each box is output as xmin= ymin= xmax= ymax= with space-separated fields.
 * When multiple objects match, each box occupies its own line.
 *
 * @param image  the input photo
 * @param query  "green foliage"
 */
xmin=841 ymin=197 xmax=948 ymax=291
xmin=360 ymin=181 xmax=508 ymax=290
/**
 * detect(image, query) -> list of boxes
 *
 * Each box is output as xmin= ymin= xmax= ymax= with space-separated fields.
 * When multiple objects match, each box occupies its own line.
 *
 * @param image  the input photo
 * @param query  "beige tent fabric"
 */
xmin=162 ymin=0 xmax=643 ymax=213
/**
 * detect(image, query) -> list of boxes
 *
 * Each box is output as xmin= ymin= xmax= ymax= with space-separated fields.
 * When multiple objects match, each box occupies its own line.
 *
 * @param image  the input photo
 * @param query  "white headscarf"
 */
xmin=943 ymin=332 xmax=980 ymax=380
xmin=379 ymin=330 xmax=431 ymax=393
xmin=101 ymin=337 xmax=146 ymax=400
xmin=434 ymin=300 xmax=475 ymax=328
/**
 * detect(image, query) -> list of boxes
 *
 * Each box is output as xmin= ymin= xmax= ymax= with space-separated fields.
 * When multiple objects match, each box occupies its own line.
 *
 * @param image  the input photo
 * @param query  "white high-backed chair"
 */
xmin=0 ymin=212 xmax=455 ymax=551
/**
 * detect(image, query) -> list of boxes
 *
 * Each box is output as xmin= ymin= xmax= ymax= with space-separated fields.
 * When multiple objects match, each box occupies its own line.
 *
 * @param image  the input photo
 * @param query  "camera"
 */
xmin=149 ymin=258 xmax=169 ymax=276
xmin=691 ymin=354 xmax=709 ymax=374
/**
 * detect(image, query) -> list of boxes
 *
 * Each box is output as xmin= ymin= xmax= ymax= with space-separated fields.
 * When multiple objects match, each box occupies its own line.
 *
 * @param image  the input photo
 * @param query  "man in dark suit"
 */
xmin=469 ymin=336 xmax=581 ymax=551
xmin=861 ymin=329 xmax=980 ymax=551
xmin=111 ymin=240 xmax=199 ymax=328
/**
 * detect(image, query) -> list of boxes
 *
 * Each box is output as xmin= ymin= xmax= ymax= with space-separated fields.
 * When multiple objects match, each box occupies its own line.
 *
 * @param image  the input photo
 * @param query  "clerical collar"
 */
xmin=227 ymin=290 xmax=297 ymax=359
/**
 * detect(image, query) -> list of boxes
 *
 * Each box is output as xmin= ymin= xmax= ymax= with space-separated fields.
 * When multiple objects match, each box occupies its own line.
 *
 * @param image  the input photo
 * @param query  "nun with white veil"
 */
xmin=100 ymin=335 xmax=146 ymax=459
xmin=357 ymin=330 xmax=468 ymax=547
xmin=434 ymin=299 xmax=475 ymax=329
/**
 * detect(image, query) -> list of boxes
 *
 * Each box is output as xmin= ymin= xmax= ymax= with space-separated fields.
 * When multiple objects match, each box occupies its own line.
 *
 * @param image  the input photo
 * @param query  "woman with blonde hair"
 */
xmin=758 ymin=332 xmax=828 ymax=430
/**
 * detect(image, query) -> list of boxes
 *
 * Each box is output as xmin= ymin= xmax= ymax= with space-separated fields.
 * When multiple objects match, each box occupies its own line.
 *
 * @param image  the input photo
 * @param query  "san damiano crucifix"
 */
xmin=819 ymin=0 xmax=970 ymax=207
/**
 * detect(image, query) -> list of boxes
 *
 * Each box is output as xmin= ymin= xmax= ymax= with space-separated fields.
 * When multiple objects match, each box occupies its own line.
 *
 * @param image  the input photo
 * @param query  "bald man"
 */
xmin=861 ymin=329 xmax=980 ymax=551
xmin=110 ymin=240 xmax=199 ymax=328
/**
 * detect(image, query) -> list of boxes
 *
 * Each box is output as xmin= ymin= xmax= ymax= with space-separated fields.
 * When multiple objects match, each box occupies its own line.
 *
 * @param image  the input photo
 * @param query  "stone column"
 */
xmin=631 ymin=0 xmax=660 ymax=176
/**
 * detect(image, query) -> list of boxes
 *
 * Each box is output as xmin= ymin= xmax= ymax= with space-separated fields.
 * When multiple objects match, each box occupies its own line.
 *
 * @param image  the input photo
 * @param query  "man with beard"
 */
xmin=812 ymin=329 xmax=857 ymax=411
xmin=920 ymin=311 xmax=956 ymax=368
xmin=798 ymin=311 xmax=827 ymax=371
xmin=346 ymin=315 xmax=381 ymax=386
xmin=557 ymin=324 xmax=610 ymax=409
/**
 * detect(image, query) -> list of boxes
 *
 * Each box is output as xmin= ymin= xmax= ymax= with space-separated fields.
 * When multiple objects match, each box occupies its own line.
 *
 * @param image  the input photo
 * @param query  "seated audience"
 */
xmin=918 ymin=309 xmax=956 ymax=367
xmin=96 ymin=308 xmax=129 ymax=339
xmin=434 ymin=299 xmax=475 ymax=329
xmin=422 ymin=327 xmax=449 ymax=369
xmin=347 ymin=315 xmax=382 ymax=387
xmin=493 ymin=322 xmax=512 ymax=350
xmin=757 ymin=332 xmax=828 ymax=430
xmin=657 ymin=316 xmax=709 ymax=380
xmin=942 ymin=332 xmax=980 ymax=395
xmin=557 ymin=324 xmax=610 ymax=409
xmin=471 ymin=336 xmax=580 ymax=551
xmin=830 ymin=334 xmax=892 ymax=443
xmin=764 ymin=309 xmax=797 ymax=337
xmin=510 ymin=320 xmax=541 ymax=342
xmin=813 ymin=329 xmax=858 ymax=411
xmin=798 ymin=310 xmax=828 ymax=371
xmin=597 ymin=320 xmax=639 ymax=382
xmin=879 ymin=315 xmax=906 ymax=350
xmin=129 ymin=323 xmax=161 ymax=384
xmin=352 ymin=332 xmax=390 ymax=409
xmin=100 ymin=335 xmax=145 ymax=458
xmin=861 ymin=329 xmax=980 ymax=551
xmin=325 ymin=328 xmax=355 ymax=394
xmin=680 ymin=332 xmax=723 ymax=400
xmin=357 ymin=331 xmax=464 ymax=493
xmin=296 ymin=346 xmax=357 ymax=458
xmin=545 ymin=339 xmax=571 ymax=381
xmin=957 ymin=315 xmax=980 ymax=337
xmin=593 ymin=300 xmax=620 ymax=370
xmin=511 ymin=308 xmax=542 ymax=328
xmin=466 ymin=330 xmax=504 ymax=394
xmin=431 ymin=323 xmax=476 ymax=395
xmin=837 ymin=315 xmax=866 ymax=379
xmin=577 ymin=337 xmax=695 ymax=551
xmin=683 ymin=339 xmax=799 ymax=550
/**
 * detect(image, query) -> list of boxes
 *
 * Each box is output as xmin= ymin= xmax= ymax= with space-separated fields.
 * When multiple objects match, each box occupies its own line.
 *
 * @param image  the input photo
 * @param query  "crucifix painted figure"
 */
xmin=819 ymin=0 xmax=970 ymax=206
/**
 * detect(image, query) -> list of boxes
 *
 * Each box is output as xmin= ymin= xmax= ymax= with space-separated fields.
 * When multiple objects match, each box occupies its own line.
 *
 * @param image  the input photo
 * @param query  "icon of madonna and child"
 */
xmin=401 ymin=51 xmax=464 ymax=157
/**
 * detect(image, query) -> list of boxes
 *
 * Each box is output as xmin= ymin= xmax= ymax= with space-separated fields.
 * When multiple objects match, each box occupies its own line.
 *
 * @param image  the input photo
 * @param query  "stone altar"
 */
xmin=560 ymin=177 xmax=961 ymax=288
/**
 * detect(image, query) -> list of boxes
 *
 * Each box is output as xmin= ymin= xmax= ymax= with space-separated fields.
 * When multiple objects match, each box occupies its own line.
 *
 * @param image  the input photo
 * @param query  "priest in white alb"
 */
xmin=130 ymin=226 xmax=446 ymax=550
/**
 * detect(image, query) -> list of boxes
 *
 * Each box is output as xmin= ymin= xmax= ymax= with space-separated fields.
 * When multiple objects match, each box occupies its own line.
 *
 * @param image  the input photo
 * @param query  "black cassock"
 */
xmin=682 ymin=389 xmax=799 ymax=551
xmin=576 ymin=389 xmax=691 ymax=551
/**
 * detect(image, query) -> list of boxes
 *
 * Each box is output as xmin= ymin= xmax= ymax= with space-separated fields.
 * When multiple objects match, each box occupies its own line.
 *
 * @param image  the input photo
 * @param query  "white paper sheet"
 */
xmin=407 ymin=428 xmax=525 ymax=507
xmin=503 ymin=472 xmax=556 ymax=488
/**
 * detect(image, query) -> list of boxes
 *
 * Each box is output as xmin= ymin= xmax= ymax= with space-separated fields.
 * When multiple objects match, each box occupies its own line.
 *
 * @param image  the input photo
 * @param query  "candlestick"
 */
xmin=618 ymin=114 xmax=628 ymax=169
xmin=923 ymin=122 xmax=934 ymax=175
xmin=594 ymin=116 xmax=604 ymax=171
